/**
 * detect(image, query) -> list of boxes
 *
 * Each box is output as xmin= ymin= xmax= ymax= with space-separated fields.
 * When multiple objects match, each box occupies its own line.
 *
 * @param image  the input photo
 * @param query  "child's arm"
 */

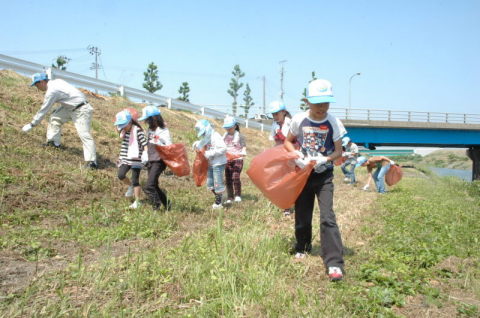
xmin=284 ymin=132 xmax=297 ymax=152
xmin=326 ymin=139 xmax=343 ymax=162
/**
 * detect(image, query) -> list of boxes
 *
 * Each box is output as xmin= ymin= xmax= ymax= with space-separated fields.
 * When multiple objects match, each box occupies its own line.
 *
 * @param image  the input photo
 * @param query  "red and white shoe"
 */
xmin=328 ymin=266 xmax=344 ymax=281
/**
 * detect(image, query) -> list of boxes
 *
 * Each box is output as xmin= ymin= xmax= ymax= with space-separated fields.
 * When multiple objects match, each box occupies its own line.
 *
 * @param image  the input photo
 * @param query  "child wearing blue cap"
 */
xmin=284 ymin=79 xmax=346 ymax=281
xmin=268 ymin=101 xmax=295 ymax=216
xmin=139 ymin=106 xmax=172 ymax=210
xmin=194 ymin=119 xmax=227 ymax=209
xmin=222 ymin=116 xmax=247 ymax=204
xmin=356 ymin=156 xmax=394 ymax=193
xmin=114 ymin=109 xmax=148 ymax=209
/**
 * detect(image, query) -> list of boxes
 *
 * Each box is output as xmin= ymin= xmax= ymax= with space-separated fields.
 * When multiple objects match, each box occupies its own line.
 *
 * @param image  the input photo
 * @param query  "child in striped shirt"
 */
xmin=114 ymin=109 xmax=148 ymax=209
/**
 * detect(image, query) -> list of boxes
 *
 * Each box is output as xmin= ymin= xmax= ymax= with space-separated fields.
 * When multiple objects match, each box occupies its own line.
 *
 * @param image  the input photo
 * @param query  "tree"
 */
xmin=300 ymin=71 xmax=318 ymax=111
xmin=143 ymin=62 xmax=163 ymax=93
xmin=178 ymin=82 xmax=190 ymax=102
xmin=227 ymin=64 xmax=245 ymax=116
xmin=240 ymin=83 xmax=254 ymax=119
xmin=52 ymin=56 xmax=70 ymax=70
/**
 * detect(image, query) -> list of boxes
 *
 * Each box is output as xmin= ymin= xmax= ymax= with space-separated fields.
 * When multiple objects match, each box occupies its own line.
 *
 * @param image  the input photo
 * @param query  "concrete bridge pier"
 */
xmin=466 ymin=147 xmax=480 ymax=181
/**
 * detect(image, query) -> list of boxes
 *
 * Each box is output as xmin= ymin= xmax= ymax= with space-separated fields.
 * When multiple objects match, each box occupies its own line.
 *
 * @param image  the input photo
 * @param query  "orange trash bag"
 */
xmin=126 ymin=107 xmax=139 ymax=120
xmin=193 ymin=150 xmax=209 ymax=187
xmin=334 ymin=156 xmax=346 ymax=166
xmin=385 ymin=164 xmax=403 ymax=186
xmin=247 ymin=145 xmax=314 ymax=209
xmin=156 ymin=144 xmax=191 ymax=177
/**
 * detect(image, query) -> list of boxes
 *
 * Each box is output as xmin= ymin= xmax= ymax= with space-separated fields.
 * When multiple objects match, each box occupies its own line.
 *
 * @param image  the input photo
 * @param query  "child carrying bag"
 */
xmin=247 ymin=145 xmax=313 ymax=209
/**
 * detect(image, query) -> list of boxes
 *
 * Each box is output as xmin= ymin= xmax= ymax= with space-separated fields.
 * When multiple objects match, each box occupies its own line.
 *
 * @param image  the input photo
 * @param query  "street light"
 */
xmin=348 ymin=72 xmax=361 ymax=109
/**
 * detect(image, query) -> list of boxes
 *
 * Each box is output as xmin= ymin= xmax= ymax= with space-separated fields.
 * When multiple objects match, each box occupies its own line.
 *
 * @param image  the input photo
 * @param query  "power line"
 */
xmin=87 ymin=45 xmax=102 ymax=80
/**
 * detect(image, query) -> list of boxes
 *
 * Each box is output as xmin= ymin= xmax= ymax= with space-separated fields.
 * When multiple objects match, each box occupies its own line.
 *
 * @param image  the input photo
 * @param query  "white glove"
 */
xmin=192 ymin=141 xmax=199 ymax=150
xmin=310 ymin=155 xmax=328 ymax=170
xmin=240 ymin=149 xmax=247 ymax=156
xmin=293 ymin=151 xmax=307 ymax=169
xmin=343 ymin=152 xmax=351 ymax=157
xmin=204 ymin=149 xmax=214 ymax=159
xmin=22 ymin=123 xmax=33 ymax=132
xmin=141 ymin=151 xmax=148 ymax=165
xmin=390 ymin=160 xmax=395 ymax=165
xmin=362 ymin=185 xmax=369 ymax=191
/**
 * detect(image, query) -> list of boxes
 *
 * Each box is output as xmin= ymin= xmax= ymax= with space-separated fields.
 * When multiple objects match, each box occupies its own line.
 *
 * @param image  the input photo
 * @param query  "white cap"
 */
xmin=342 ymin=137 xmax=351 ymax=147
xmin=305 ymin=79 xmax=336 ymax=104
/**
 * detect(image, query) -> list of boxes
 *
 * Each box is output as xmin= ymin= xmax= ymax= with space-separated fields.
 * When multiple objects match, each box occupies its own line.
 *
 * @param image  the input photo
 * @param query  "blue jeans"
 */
xmin=341 ymin=158 xmax=357 ymax=183
xmin=373 ymin=164 xmax=391 ymax=193
xmin=207 ymin=164 xmax=226 ymax=193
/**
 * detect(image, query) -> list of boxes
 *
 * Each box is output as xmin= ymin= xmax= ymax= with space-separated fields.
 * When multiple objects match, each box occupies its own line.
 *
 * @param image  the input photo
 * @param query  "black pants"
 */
xmin=118 ymin=164 xmax=141 ymax=186
xmin=294 ymin=170 xmax=344 ymax=269
xmin=144 ymin=161 xmax=168 ymax=209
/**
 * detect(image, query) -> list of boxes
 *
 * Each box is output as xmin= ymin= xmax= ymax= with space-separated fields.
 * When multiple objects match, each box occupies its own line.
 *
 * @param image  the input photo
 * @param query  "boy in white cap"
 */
xmin=284 ymin=79 xmax=346 ymax=281
xmin=22 ymin=73 xmax=97 ymax=169
xmin=222 ymin=116 xmax=247 ymax=204
xmin=341 ymin=136 xmax=359 ymax=184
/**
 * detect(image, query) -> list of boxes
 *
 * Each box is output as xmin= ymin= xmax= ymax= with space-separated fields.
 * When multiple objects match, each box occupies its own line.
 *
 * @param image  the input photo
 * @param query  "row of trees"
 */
xmin=54 ymin=56 xmax=315 ymax=116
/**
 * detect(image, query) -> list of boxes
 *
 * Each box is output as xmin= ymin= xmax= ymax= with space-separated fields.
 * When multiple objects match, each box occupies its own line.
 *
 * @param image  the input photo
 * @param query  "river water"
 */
xmin=429 ymin=167 xmax=472 ymax=182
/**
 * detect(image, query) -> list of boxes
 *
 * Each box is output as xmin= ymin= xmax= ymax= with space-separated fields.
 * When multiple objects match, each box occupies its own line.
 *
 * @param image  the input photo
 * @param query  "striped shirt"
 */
xmin=119 ymin=126 xmax=148 ymax=166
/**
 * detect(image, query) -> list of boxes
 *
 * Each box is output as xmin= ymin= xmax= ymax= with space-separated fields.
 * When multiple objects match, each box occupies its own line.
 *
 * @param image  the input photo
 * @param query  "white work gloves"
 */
xmin=362 ymin=184 xmax=370 ymax=191
xmin=390 ymin=160 xmax=395 ymax=165
xmin=342 ymin=152 xmax=351 ymax=157
xmin=294 ymin=151 xmax=309 ymax=169
xmin=22 ymin=123 xmax=33 ymax=132
xmin=141 ymin=151 xmax=149 ymax=165
xmin=192 ymin=141 xmax=199 ymax=150
xmin=311 ymin=155 xmax=328 ymax=170
xmin=204 ymin=150 xmax=215 ymax=159
xmin=294 ymin=151 xmax=329 ymax=170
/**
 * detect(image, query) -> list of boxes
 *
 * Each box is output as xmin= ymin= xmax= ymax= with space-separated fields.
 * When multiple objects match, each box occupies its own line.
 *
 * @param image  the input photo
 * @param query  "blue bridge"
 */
xmin=329 ymin=108 xmax=480 ymax=180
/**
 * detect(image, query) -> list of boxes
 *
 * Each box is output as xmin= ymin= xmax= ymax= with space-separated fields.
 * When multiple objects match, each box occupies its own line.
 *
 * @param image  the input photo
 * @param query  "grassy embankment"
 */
xmin=0 ymin=70 xmax=479 ymax=317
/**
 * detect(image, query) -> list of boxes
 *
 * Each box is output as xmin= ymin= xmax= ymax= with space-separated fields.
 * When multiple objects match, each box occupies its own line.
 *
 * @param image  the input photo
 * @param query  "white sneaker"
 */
xmin=125 ymin=186 xmax=134 ymax=197
xmin=295 ymin=252 xmax=306 ymax=259
xmin=234 ymin=196 xmax=242 ymax=202
xmin=225 ymin=199 xmax=232 ymax=205
xmin=328 ymin=266 xmax=344 ymax=281
xmin=129 ymin=200 xmax=140 ymax=209
xmin=212 ymin=203 xmax=223 ymax=209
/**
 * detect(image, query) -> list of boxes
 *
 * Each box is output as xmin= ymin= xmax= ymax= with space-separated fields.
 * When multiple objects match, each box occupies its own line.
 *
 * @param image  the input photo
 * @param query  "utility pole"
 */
xmin=88 ymin=45 xmax=102 ymax=80
xmin=279 ymin=60 xmax=287 ymax=102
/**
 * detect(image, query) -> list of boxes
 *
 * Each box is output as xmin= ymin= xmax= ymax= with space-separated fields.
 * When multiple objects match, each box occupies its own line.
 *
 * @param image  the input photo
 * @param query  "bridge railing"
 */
xmin=330 ymin=108 xmax=480 ymax=124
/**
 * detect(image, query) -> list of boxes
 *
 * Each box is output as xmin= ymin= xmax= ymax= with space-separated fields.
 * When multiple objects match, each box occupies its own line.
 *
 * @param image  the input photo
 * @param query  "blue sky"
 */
xmin=1 ymin=0 xmax=479 ymax=117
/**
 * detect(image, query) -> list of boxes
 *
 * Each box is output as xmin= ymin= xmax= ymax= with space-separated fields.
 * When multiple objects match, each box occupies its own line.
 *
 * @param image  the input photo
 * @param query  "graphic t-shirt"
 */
xmin=289 ymin=111 xmax=346 ymax=173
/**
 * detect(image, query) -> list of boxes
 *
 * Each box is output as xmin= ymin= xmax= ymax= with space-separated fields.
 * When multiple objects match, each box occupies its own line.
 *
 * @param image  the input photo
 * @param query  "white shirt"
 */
xmin=147 ymin=127 xmax=172 ymax=161
xmin=205 ymin=131 xmax=227 ymax=166
xmin=31 ymin=79 xmax=88 ymax=126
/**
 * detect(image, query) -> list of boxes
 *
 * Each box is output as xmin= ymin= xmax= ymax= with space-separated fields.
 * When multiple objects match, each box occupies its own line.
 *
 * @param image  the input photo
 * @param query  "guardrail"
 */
xmin=329 ymin=108 xmax=480 ymax=124
xmin=2 ymin=53 xmax=479 ymax=128
xmin=0 ymin=54 xmax=271 ymax=132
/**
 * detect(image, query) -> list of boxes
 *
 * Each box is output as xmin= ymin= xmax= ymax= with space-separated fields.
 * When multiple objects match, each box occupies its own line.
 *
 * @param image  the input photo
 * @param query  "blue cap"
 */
xmin=222 ymin=116 xmax=237 ymax=128
xmin=342 ymin=137 xmax=351 ymax=147
xmin=356 ymin=156 xmax=368 ymax=167
xmin=138 ymin=105 xmax=161 ymax=121
xmin=31 ymin=73 xmax=48 ymax=86
xmin=114 ymin=110 xmax=132 ymax=129
xmin=195 ymin=119 xmax=212 ymax=137
xmin=268 ymin=101 xmax=286 ymax=114
xmin=305 ymin=79 xmax=336 ymax=104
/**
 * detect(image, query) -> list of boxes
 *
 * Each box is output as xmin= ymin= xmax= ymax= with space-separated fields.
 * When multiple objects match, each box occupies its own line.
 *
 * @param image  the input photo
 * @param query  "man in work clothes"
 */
xmin=22 ymin=73 xmax=98 ymax=169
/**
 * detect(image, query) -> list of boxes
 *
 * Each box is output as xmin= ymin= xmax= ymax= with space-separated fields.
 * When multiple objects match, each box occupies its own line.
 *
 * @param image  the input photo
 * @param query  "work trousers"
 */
xmin=294 ymin=170 xmax=344 ymax=269
xmin=225 ymin=159 xmax=243 ymax=199
xmin=46 ymin=104 xmax=96 ymax=162
xmin=144 ymin=161 xmax=168 ymax=209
